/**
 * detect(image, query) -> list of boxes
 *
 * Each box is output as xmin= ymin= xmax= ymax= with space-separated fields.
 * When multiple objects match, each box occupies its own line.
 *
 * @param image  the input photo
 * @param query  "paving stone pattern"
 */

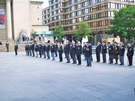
xmin=0 ymin=52 xmax=135 ymax=101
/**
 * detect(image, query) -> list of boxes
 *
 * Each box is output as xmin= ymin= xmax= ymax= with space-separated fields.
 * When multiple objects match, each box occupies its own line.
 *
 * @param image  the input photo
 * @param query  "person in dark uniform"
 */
xmin=54 ymin=42 xmax=58 ymax=57
xmin=71 ymin=41 xmax=76 ymax=64
xmin=96 ymin=41 xmax=101 ymax=62
xmin=83 ymin=42 xmax=87 ymax=60
xmin=42 ymin=43 xmax=46 ymax=59
xmin=25 ymin=43 xmax=29 ymax=56
xmin=70 ymin=44 xmax=73 ymax=59
xmin=113 ymin=42 xmax=119 ymax=64
xmin=64 ymin=40 xmax=70 ymax=63
xmin=14 ymin=43 xmax=18 ymax=55
xmin=119 ymin=42 xmax=125 ymax=65
xmin=107 ymin=42 xmax=113 ymax=64
xmin=46 ymin=42 xmax=50 ymax=59
xmin=35 ymin=43 xmax=38 ymax=58
xmin=76 ymin=41 xmax=82 ymax=65
xmin=89 ymin=42 xmax=93 ymax=61
xmin=58 ymin=42 xmax=63 ymax=62
xmin=38 ymin=42 xmax=42 ymax=58
xmin=31 ymin=42 xmax=35 ymax=57
xmin=29 ymin=43 xmax=32 ymax=56
xmin=85 ymin=42 xmax=92 ymax=67
xmin=101 ymin=42 xmax=107 ymax=63
xmin=50 ymin=42 xmax=55 ymax=60
xmin=127 ymin=42 xmax=134 ymax=66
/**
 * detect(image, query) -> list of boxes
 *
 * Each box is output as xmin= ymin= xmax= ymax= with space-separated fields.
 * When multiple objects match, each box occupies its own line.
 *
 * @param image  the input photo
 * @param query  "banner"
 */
xmin=0 ymin=9 xmax=5 ymax=29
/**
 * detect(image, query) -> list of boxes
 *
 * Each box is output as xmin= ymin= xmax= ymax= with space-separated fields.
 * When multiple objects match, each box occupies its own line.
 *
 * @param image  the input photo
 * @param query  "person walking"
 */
xmin=14 ymin=43 xmax=18 ymax=55
xmin=6 ymin=41 xmax=9 ymax=52
xmin=113 ymin=42 xmax=119 ymax=64
xmin=127 ymin=42 xmax=134 ymax=66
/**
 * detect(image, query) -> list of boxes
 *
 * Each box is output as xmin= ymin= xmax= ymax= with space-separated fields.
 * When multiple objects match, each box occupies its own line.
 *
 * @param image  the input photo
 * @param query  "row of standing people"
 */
xmin=96 ymin=41 xmax=134 ymax=66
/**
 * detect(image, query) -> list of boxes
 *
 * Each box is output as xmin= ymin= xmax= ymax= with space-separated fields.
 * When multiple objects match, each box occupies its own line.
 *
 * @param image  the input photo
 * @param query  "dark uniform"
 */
xmin=25 ymin=44 xmax=29 ymax=55
xmin=113 ymin=45 xmax=119 ymax=64
xmin=76 ymin=45 xmax=82 ymax=65
xmin=38 ymin=44 xmax=42 ymax=58
xmin=55 ymin=44 xmax=58 ymax=57
xmin=58 ymin=45 xmax=63 ymax=62
xmin=64 ymin=44 xmax=70 ymax=63
xmin=29 ymin=44 xmax=32 ymax=56
xmin=35 ymin=44 xmax=38 ymax=58
xmin=83 ymin=45 xmax=87 ymax=60
xmin=71 ymin=44 xmax=76 ymax=64
xmin=108 ymin=44 xmax=114 ymax=63
xmin=85 ymin=44 xmax=92 ymax=66
xmin=31 ymin=43 xmax=35 ymax=57
xmin=46 ymin=44 xmax=50 ymax=59
xmin=42 ymin=45 xmax=46 ymax=58
xmin=101 ymin=44 xmax=107 ymax=63
xmin=51 ymin=44 xmax=56 ymax=60
xmin=119 ymin=45 xmax=125 ymax=65
xmin=96 ymin=44 xmax=101 ymax=62
xmin=127 ymin=46 xmax=134 ymax=66
xmin=14 ymin=44 xmax=18 ymax=55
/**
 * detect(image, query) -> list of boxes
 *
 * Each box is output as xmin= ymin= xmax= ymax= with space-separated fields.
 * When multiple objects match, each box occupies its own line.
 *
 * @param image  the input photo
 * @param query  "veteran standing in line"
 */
xmin=113 ymin=42 xmax=119 ymax=64
xmin=96 ymin=41 xmax=101 ymax=62
xmin=50 ymin=42 xmax=55 ymax=61
xmin=101 ymin=42 xmax=107 ymax=63
xmin=76 ymin=41 xmax=82 ymax=65
xmin=58 ymin=42 xmax=63 ymax=62
xmin=35 ymin=43 xmax=38 ymax=58
xmin=119 ymin=42 xmax=125 ymax=65
xmin=64 ymin=40 xmax=70 ymax=63
xmin=107 ymin=42 xmax=114 ymax=64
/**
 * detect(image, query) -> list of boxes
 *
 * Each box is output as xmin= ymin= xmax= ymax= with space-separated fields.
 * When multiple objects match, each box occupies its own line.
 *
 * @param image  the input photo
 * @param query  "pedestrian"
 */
xmin=58 ymin=42 xmax=63 ymax=62
xmin=35 ymin=43 xmax=39 ymax=58
xmin=76 ymin=41 xmax=82 ymax=65
xmin=64 ymin=40 xmax=70 ymax=63
xmin=42 ymin=43 xmax=46 ymax=58
xmin=101 ymin=41 xmax=107 ymax=63
xmin=38 ymin=42 xmax=42 ymax=58
xmin=119 ymin=42 xmax=125 ymax=65
xmin=6 ymin=41 xmax=9 ymax=52
xmin=39 ymin=34 xmax=41 ymax=41
xmin=71 ymin=41 xmax=76 ymax=64
xmin=85 ymin=42 xmax=92 ymax=67
xmin=96 ymin=41 xmax=101 ymax=62
xmin=113 ymin=42 xmax=119 ymax=64
xmin=107 ymin=42 xmax=113 ymax=64
xmin=14 ymin=43 xmax=18 ymax=55
xmin=50 ymin=42 xmax=55 ymax=60
xmin=83 ymin=42 xmax=87 ymax=60
xmin=46 ymin=42 xmax=50 ymax=59
xmin=127 ymin=42 xmax=134 ymax=66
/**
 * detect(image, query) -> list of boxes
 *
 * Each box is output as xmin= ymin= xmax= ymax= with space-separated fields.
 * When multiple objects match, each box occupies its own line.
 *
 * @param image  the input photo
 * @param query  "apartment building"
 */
xmin=42 ymin=0 xmax=135 ymax=44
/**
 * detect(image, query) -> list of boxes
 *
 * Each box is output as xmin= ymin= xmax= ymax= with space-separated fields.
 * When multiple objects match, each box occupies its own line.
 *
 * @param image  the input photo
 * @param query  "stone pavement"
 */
xmin=0 ymin=52 xmax=135 ymax=101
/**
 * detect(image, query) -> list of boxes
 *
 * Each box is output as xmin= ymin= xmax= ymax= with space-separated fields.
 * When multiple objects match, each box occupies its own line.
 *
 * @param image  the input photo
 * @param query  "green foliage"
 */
xmin=107 ymin=4 xmax=135 ymax=41
xmin=54 ymin=24 xmax=66 ymax=39
xmin=74 ymin=20 xmax=93 ymax=39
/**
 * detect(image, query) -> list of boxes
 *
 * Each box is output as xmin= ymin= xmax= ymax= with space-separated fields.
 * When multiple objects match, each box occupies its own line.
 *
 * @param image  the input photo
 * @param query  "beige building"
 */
xmin=0 ymin=0 xmax=48 ymax=41
xmin=42 ymin=0 xmax=135 ymax=44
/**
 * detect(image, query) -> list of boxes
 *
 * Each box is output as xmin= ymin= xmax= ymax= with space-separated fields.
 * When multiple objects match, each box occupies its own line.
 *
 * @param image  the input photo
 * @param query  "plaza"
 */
xmin=0 ymin=52 xmax=135 ymax=101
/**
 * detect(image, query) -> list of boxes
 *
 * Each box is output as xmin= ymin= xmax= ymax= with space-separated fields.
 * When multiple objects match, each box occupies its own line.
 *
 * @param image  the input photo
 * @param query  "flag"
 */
xmin=0 ymin=14 xmax=5 ymax=25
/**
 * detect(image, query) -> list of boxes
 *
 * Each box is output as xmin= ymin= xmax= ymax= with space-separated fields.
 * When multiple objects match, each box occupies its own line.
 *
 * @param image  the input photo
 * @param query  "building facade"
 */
xmin=42 ymin=0 xmax=135 ymax=44
xmin=0 ymin=0 xmax=48 ymax=41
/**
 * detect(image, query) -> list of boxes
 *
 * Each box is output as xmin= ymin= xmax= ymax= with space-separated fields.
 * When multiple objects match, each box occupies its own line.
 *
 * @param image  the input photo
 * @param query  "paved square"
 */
xmin=0 ymin=52 xmax=135 ymax=101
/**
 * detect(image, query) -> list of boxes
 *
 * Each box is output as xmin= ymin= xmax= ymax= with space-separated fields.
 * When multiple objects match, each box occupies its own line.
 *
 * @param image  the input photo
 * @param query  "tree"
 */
xmin=74 ymin=20 xmax=92 ymax=40
xmin=107 ymin=4 xmax=135 ymax=41
xmin=54 ymin=24 xmax=66 ymax=39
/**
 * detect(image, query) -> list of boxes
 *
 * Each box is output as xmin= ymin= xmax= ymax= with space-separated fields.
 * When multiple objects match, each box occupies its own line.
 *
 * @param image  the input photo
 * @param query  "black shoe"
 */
xmin=72 ymin=63 xmax=76 ymax=64
xmin=102 ymin=62 xmax=105 ymax=63
xmin=66 ymin=62 xmax=70 ymax=63
xmin=114 ymin=63 xmax=117 ymax=64
xmin=59 ymin=61 xmax=62 ymax=62
xmin=109 ymin=62 xmax=113 ymax=64
xmin=77 ymin=64 xmax=81 ymax=65
xmin=119 ymin=64 xmax=123 ymax=65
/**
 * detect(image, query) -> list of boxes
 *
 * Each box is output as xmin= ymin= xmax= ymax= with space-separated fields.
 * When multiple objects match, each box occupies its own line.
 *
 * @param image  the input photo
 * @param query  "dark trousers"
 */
xmin=96 ymin=53 xmax=100 ymax=62
xmin=102 ymin=53 xmax=106 ymax=62
xmin=23 ymin=37 xmax=25 ymax=41
xmin=39 ymin=37 xmax=41 ymax=41
xmin=77 ymin=54 xmax=81 ymax=64
xmin=15 ymin=50 xmax=17 ymax=55
xmin=55 ymin=50 xmax=58 ymax=57
xmin=32 ymin=50 xmax=35 ymax=57
xmin=29 ymin=50 xmax=32 ymax=56
xmin=71 ymin=53 xmax=76 ymax=63
xmin=65 ymin=53 xmax=70 ymax=62
xmin=59 ymin=53 xmax=63 ymax=61
xmin=39 ymin=50 xmax=42 ymax=58
xmin=128 ymin=56 xmax=133 ymax=65
xmin=109 ymin=55 xmax=113 ymax=63
xmin=42 ymin=51 xmax=46 ymax=58
xmin=86 ymin=56 xmax=92 ymax=66
xmin=47 ymin=51 xmax=50 ymax=59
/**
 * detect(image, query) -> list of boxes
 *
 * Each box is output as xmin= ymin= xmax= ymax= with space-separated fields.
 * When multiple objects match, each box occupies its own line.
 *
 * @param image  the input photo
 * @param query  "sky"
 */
xmin=31 ymin=0 xmax=49 ymax=8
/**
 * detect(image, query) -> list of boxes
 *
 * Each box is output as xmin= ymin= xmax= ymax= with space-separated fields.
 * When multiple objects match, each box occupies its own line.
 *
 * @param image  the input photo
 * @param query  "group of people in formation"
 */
xmin=24 ymin=40 xmax=134 ymax=67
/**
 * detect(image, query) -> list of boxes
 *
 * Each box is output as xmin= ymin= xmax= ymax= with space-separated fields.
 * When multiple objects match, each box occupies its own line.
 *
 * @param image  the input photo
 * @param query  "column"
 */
xmin=6 ymin=0 xmax=12 ymax=40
